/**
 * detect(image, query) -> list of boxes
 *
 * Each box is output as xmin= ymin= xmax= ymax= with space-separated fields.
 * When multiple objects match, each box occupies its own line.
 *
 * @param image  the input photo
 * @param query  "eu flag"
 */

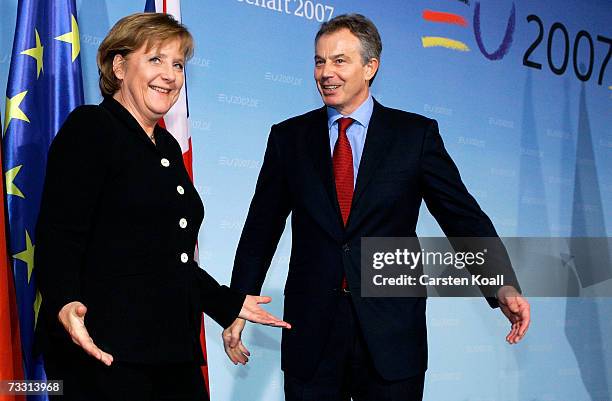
xmin=2 ymin=0 xmax=83 ymax=396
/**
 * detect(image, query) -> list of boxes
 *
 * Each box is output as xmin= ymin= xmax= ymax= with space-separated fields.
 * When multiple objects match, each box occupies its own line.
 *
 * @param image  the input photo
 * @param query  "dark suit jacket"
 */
xmin=231 ymin=99 xmax=519 ymax=381
xmin=35 ymin=97 xmax=245 ymax=364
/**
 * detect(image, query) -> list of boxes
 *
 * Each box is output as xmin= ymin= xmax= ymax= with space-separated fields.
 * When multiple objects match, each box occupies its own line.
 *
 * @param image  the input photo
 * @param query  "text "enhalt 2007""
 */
xmin=237 ymin=0 xmax=335 ymax=22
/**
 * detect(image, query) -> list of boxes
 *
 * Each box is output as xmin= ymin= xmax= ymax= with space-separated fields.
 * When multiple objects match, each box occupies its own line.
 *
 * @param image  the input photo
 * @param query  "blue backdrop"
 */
xmin=1 ymin=0 xmax=611 ymax=400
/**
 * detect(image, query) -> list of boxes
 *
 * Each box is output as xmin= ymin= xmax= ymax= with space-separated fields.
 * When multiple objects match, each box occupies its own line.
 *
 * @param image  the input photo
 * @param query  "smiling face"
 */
xmin=112 ymin=38 xmax=185 ymax=132
xmin=314 ymin=28 xmax=379 ymax=115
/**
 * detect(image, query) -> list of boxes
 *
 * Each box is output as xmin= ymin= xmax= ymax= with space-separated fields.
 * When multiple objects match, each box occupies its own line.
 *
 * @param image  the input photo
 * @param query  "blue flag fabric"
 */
xmin=3 ymin=0 xmax=83 ymax=397
xmin=144 ymin=0 xmax=156 ymax=12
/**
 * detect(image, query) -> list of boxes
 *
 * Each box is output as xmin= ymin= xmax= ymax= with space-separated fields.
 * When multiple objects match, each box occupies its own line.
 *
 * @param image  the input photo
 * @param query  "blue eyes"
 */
xmin=149 ymin=57 xmax=184 ymax=71
xmin=315 ymin=59 xmax=345 ymax=66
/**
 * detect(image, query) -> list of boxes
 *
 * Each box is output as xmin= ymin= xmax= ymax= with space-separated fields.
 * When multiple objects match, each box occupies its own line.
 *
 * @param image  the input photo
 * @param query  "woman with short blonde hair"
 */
xmin=35 ymin=12 xmax=289 ymax=400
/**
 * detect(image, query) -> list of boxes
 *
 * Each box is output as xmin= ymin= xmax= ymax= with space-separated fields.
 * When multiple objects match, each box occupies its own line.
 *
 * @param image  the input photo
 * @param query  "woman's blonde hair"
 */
xmin=97 ymin=12 xmax=194 ymax=96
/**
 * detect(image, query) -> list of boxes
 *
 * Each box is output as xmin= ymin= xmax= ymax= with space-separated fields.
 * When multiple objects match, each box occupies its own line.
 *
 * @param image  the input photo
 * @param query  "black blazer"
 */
xmin=231 ymin=100 xmax=519 ymax=381
xmin=35 ymin=97 xmax=244 ymax=364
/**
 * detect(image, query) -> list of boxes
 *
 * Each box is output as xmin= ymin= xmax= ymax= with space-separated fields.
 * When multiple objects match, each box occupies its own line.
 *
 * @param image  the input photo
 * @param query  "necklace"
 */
xmin=148 ymin=132 xmax=155 ymax=143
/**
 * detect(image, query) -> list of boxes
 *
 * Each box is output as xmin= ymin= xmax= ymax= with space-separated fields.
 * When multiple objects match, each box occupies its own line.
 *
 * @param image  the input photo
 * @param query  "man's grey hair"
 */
xmin=315 ymin=13 xmax=382 ymax=85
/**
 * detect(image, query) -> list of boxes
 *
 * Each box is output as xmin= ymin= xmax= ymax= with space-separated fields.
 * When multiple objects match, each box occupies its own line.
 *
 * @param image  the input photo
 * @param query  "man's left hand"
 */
xmin=496 ymin=286 xmax=530 ymax=344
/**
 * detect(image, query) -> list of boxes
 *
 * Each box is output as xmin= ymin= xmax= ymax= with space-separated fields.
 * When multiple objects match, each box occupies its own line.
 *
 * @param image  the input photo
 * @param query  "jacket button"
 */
xmin=177 ymin=185 xmax=185 ymax=195
xmin=179 ymin=218 xmax=188 ymax=228
xmin=161 ymin=158 xmax=170 ymax=167
xmin=180 ymin=253 xmax=189 ymax=263
xmin=342 ymin=244 xmax=350 ymax=252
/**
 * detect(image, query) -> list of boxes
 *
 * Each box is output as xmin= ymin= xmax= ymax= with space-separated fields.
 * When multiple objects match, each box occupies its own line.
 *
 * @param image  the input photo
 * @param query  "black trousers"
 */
xmin=44 ymin=345 xmax=208 ymax=401
xmin=284 ymin=295 xmax=425 ymax=401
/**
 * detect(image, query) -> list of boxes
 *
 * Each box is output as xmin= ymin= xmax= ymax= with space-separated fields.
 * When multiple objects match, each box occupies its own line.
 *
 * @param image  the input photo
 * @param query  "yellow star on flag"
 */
xmin=54 ymin=14 xmax=80 ymax=62
xmin=5 ymin=165 xmax=25 ymax=198
xmin=3 ymin=90 xmax=30 ymax=135
xmin=21 ymin=28 xmax=44 ymax=78
xmin=13 ymin=230 xmax=35 ymax=283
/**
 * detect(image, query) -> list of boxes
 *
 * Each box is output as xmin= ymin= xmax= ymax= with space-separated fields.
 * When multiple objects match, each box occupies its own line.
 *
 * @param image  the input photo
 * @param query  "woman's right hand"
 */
xmin=57 ymin=301 xmax=114 ymax=366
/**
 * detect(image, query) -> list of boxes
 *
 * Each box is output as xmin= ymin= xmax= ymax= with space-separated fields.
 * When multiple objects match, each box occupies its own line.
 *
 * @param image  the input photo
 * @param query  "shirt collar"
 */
xmin=326 ymin=94 xmax=374 ymax=130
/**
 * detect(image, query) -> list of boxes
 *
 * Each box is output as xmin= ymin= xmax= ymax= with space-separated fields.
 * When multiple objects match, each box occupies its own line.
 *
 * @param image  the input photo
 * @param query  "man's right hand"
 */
xmin=58 ymin=301 xmax=114 ymax=366
xmin=222 ymin=318 xmax=249 ymax=365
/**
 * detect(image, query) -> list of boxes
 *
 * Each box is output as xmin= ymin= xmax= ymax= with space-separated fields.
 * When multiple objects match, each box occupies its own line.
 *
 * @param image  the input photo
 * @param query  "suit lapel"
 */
xmin=348 ymin=101 xmax=396 ymax=227
xmin=305 ymin=101 xmax=396 ymax=235
xmin=307 ymin=107 xmax=345 ymax=236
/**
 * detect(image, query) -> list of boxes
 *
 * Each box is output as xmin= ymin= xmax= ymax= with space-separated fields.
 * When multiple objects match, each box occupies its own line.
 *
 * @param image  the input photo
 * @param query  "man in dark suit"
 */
xmin=224 ymin=13 xmax=530 ymax=401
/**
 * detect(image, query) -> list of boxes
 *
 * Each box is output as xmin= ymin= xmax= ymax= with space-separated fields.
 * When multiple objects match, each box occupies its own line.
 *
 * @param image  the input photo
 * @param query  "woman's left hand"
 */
xmin=238 ymin=295 xmax=292 ymax=329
